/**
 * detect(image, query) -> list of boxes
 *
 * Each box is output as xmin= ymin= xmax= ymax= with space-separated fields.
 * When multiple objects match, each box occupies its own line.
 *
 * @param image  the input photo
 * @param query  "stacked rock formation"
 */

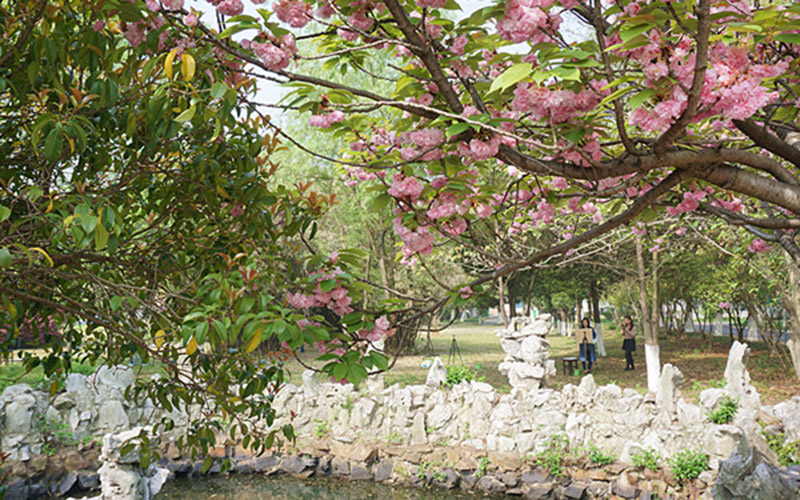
xmin=496 ymin=314 xmax=557 ymax=391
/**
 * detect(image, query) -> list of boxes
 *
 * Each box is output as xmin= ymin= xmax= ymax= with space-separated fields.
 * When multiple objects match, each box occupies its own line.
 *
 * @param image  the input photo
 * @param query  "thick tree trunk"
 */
xmin=590 ymin=278 xmax=607 ymax=356
xmin=636 ymin=239 xmax=660 ymax=393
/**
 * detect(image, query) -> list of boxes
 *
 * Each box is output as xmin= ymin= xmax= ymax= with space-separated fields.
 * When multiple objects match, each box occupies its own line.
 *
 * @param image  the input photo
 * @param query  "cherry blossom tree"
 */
xmin=164 ymin=0 xmax=800 ymax=340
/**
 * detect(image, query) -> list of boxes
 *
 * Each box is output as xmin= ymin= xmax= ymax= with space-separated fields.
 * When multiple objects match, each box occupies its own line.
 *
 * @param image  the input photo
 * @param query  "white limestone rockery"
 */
xmin=2 ymin=341 xmax=800 ymax=499
xmin=496 ymin=314 xmax=557 ymax=390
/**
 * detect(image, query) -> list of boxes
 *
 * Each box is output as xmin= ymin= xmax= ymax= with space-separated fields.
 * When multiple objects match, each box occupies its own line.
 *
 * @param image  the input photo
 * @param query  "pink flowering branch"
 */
xmin=653 ymin=0 xmax=711 ymax=154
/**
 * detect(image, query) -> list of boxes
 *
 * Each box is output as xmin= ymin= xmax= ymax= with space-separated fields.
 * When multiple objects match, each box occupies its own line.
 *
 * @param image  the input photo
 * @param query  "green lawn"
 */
xmin=283 ymin=320 xmax=797 ymax=405
xmin=3 ymin=322 xmax=795 ymax=406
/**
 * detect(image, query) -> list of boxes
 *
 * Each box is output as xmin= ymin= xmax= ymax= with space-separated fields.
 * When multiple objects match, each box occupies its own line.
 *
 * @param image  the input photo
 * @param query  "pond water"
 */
xmin=158 ymin=474 xmax=505 ymax=500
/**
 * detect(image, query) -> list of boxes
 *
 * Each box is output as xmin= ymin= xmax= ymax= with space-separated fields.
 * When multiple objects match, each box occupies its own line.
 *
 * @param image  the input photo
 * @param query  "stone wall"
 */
xmin=2 ymin=341 xmax=800 ymax=499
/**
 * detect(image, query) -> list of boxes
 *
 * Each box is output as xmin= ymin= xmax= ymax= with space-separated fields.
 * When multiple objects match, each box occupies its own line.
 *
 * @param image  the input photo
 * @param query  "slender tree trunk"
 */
xmin=498 ymin=276 xmax=509 ymax=328
xmin=590 ymin=278 xmax=607 ymax=356
xmin=509 ymin=282 xmax=516 ymax=319
xmin=780 ymin=258 xmax=800 ymax=382
xmin=636 ymin=239 xmax=660 ymax=393
xmin=650 ymin=248 xmax=659 ymax=338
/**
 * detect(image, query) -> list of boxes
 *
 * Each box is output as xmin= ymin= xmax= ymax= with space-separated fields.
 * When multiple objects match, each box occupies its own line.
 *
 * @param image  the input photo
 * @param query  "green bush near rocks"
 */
xmin=708 ymin=396 xmax=738 ymax=424
xmin=631 ymin=447 xmax=660 ymax=471
xmin=668 ymin=449 xmax=709 ymax=481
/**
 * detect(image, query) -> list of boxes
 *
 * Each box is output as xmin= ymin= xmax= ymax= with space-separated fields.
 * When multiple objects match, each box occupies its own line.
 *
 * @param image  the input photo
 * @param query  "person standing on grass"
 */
xmin=579 ymin=318 xmax=597 ymax=373
xmin=621 ymin=315 xmax=637 ymax=371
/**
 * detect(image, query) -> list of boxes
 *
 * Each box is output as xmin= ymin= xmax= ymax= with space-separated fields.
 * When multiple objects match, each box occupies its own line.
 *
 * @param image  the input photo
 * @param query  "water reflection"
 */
xmin=158 ymin=474 xmax=504 ymax=500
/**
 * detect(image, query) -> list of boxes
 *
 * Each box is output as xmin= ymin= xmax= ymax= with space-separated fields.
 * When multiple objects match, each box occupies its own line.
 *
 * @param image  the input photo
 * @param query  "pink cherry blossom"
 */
xmin=459 ymin=286 xmax=473 ymax=299
xmin=309 ymin=110 xmax=345 ymax=128
xmin=183 ymin=12 xmax=198 ymax=26
xmin=451 ymin=34 xmax=468 ymax=55
xmin=217 ymin=0 xmax=244 ymax=16
xmin=252 ymin=42 xmax=291 ymax=71
xmin=748 ymin=238 xmax=770 ymax=253
xmin=273 ymin=0 xmax=312 ymax=28
xmin=476 ymin=204 xmax=493 ymax=219
xmin=316 ymin=2 xmax=335 ymax=18
xmin=123 ymin=23 xmax=146 ymax=48
xmin=719 ymin=302 xmax=731 ymax=309
xmin=457 ymin=136 xmax=500 ymax=161
xmin=163 ymin=0 xmax=184 ymax=10
xmin=388 ymin=174 xmax=424 ymax=201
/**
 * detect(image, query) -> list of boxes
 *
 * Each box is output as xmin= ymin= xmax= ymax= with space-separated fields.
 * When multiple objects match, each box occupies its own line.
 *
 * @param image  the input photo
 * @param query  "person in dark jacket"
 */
xmin=579 ymin=317 xmax=597 ymax=373
xmin=621 ymin=315 xmax=637 ymax=371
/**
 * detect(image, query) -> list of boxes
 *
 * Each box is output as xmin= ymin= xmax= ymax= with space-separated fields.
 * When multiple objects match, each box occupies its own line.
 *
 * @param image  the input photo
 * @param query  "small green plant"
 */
xmin=476 ymin=457 xmax=490 ymax=478
xmin=668 ymin=449 xmax=709 ymax=481
xmin=444 ymin=365 xmax=484 ymax=388
xmin=587 ymin=444 xmax=615 ymax=466
xmin=386 ymin=432 xmax=403 ymax=444
xmin=314 ymin=420 xmax=330 ymax=439
xmin=708 ymin=396 xmax=739 ymax=424
xmin=416 ymin=461 xmax=446 ymax=481
xmin=435 ymin=438 xmax=452 ymax=447
xmin=534 ymin=434 xmax=569 ymax=477
xmin=762 ymin=431 xmax=800 ymax=467
xmin=631 ymin=447 xmax=660 ymax=471
xmin=341 ymin=395 xmax=355 ymax=411
xmin=37 ymin=416 xmax=80 ymax=455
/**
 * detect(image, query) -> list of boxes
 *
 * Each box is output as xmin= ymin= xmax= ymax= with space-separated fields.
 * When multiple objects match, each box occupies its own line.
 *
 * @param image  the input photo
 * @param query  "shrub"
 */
xmin=445 ymin=365 xmax=484 ymax=388
xmin=631 ymin=447 xmax=660 ymax=471
xmin=314 ymin=420 xmax=330 ymax=439
xmin=708 ymin=396 xmax=738 ymax=424
xmin=587 ymin=445 xmax=615 ymax=466
xmin=535 ymin=434 xmax=569 ymax=477
xmin=476 ymin=457 xmax=490 ymax=478
xmin=762 ymin=431 xmax=800 ymax=467
xmin=668 ymin=449 xmax=709 ymax=481
xmin=37 ymin=417 xmax=80 ymax=456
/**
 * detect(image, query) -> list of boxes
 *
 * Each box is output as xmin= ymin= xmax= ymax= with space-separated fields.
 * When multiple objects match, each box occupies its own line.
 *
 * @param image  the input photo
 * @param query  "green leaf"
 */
xmin=95 ymin=221 xmax=109 ymax=250
xmin=371 ymin=193 xmax=392 ymax=212
xmin=0 ymin=205 xmax=10 ymax=223
xmin=488 ymin=63 xmax=532 ymax=94
xmin=629 ymin=89 xmax=654 ymax=109
xmin=0 ymin=247 xmax=12 ymax=268
xmin=620 ymin=23 xmax=654 ymax=43
xmin=445 ymin=122 xmax=470 ymax=138
xmin=776 ymin=33 xmax=800 ymax=44
xmin=319 ymin=279 xmax=337 ymax=293
xmin=210 ymin=82 xmax=228 ymax=99
xmin=175 ymin=104 xmax=197 ymax=123
xmin=218 ymin=22 xmax=260 ymax=39
xmin=44 ymin=124 xmax=63 ymax=163
xmin=371 ymin=352 xmax=389 ymax=371
xmin=550 ymin=65 xmax=581 ymax=81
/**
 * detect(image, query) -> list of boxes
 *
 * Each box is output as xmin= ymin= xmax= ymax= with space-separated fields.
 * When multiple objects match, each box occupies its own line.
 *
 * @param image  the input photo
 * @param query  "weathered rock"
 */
xmin=78 ymin=471 xmax=101 ymax=490
xmin=280 ymin=456 xmax=308 ymax=475
xmin=478 ymin=475 xmax=506 ymax=493
xmin=564 ymin=481 xmax=588 ymax=499
xmin=525 ymin=484 xmax=554 ymax=500
xmin=373 ymin=460 xmax=393 ymax=482
xmin=59 ymin=472 xmax=79 ymax=496
xmin=656 ymin=364 xmax=682 ymax=415
xmin=425 ymin=357 xmax=447 ymax=387
xmin=331 ymin=456 xmax=350 ymax=476
xmin=349 ymin=465 xmax=372 ymax=480
xmin=713 ymin=426 xmax=798 ymax=500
